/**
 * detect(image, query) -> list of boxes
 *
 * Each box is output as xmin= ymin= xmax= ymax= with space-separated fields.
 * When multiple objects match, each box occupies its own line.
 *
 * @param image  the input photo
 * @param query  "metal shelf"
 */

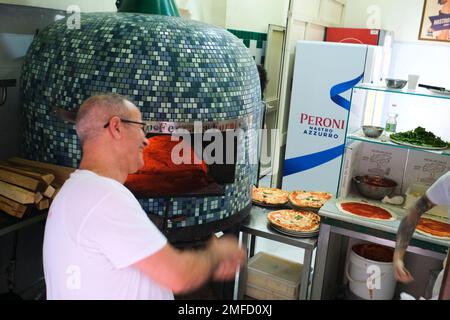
xmin=347 ymin=129 xmax=450 ymax=157
xmin=236 ymin=206 xmax=317 ymax=300
xmin=354 ymin=84 xmax=450 ymax=101
xmin=318 ymin=197 xmax=450 ymax=249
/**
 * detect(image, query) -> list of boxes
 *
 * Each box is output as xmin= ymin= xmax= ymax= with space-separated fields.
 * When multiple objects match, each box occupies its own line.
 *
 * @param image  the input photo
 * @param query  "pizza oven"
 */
xmin=20 ymin=12 xmax=262 ymax=243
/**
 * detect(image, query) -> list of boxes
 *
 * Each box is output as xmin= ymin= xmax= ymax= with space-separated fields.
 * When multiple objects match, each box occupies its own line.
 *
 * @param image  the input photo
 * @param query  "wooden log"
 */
xmin=0 ymin=168 xmax=40 ymax=191
xmin=0 ymin=162 xmax=55 ymax=185
xmin=34 ymin=192 xmax=43 ymax=204
xmin=35 ymin=198 xmax=50 ymax=210
xmin=0 ymin=194 xmax=28 ymax=218
xmin=4 ymin=160 xmax=64 ymax=186
xmin=43 ymin=185 xmax=56 ymax=198
xmin=0 ymin=180 xmax=36 ymax=204
xmin=8 ymin=157 xmax=75 ymax=187
xmin=52 ymin=187 xmax=60 ymax=199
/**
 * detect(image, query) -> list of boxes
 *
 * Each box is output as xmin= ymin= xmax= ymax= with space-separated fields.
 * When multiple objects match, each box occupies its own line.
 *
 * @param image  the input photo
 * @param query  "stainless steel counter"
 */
xmin=311 ymin=197 xmax=450 ymax=300
xmin=235 ymin=205 xmax=317 ymax=300
xmin=319 ymin=197 xmax=450 ymax=248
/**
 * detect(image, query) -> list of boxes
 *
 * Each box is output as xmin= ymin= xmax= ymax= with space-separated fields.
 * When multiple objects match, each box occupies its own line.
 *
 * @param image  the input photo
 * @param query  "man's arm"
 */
xmin=396 ymin=195 xmax=435 ymax=253
xmin=133 ymin=235 xmax=245 ymax=294
xmin=394 ymin=195 xmax=435 ymax=282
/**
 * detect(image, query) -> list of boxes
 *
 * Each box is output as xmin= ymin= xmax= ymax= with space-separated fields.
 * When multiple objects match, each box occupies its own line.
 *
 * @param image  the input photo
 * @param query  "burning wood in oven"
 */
xmin=125 ymin=135 xmax=224 ymax=198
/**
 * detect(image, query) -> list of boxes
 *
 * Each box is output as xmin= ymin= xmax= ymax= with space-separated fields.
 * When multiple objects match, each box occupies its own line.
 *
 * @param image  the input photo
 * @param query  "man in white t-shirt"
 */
xmin=43 ymin=93 xmax=245 ymax=300
xmin=394 ymin=171 xmax=450 ymax=297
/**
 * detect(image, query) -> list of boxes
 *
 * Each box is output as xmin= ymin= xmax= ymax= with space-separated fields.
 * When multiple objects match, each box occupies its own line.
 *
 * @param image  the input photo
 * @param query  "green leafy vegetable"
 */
xmin=390 ymin=127 xmax=448 ymax=148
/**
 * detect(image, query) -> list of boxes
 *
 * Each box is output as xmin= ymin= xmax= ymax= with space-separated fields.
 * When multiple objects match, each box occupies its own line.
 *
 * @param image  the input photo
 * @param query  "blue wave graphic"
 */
xmin=283 ymin=144 xmax=345 ymax=176
xmin=330 ymin=73 xmax=364 ymax=111
xmin=283 ymin=73 xmax=364 ymax=177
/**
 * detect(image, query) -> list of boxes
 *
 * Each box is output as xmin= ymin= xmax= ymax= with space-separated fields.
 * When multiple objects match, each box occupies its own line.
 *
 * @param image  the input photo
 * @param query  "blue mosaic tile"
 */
xmin=20 ymin=12 xmax=261 ymax=229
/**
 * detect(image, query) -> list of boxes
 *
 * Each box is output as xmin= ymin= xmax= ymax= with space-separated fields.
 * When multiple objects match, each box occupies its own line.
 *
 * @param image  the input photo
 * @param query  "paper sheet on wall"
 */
xmin=339 ymin=142 xmax=363 ymax=198
xmin=403 ymin=151 xmax=450 ymax=192
xmin=402 ymin=151 xmax=449 ymax=219
xmin=356 ymin=144 xmax=408 ymax=194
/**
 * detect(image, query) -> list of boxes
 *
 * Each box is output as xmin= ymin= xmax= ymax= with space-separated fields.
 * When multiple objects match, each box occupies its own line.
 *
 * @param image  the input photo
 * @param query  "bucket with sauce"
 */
xmin=346 ymin=243 xmax=396 ymax=300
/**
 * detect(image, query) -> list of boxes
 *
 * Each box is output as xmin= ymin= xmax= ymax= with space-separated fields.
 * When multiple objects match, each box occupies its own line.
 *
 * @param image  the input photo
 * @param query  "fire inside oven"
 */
xmin=125 ymin=120 xmax=241 ymax=198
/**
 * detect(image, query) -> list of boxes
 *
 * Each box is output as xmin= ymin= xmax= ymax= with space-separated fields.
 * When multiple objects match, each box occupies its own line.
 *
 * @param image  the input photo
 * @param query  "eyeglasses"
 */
xmin=103 ymin=118 xmax=147 ymax=132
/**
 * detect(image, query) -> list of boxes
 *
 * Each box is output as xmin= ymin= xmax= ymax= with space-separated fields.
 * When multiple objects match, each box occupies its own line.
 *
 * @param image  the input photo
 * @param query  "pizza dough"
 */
xmin=336 ymin=201 xmax=396 ymax=221
xmin=252 ymin=187 xmax=289 ymax=205
xmin=416 ymin=217 xmax=450 ymax=240
xmin=267 ymin=209 xmax=320 ymax=232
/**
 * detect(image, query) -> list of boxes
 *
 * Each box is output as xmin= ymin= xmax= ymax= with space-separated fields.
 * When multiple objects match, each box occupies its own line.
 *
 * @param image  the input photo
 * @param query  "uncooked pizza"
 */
xmin=416 ymin=217 xmax=450 ymax=240
xmin=267 ymin=209 xmax=320 ymax=232
xmin=336 ymin=201 xmax=396 ymax=221
xmin=252 ymin=187 xmax=289 ymax=205
xmin=289 ymin=190 xmax=332 ymax=209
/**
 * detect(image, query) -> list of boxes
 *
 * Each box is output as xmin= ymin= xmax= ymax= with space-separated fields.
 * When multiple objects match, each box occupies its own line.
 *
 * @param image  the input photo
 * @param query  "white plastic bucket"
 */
xmin=346 ymin=243 xmax=396 ymax=300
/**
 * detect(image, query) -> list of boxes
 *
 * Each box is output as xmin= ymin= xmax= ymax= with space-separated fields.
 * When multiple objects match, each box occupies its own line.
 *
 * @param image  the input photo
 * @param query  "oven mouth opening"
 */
xmin=125 ymin=132 xmax=238 ymax=198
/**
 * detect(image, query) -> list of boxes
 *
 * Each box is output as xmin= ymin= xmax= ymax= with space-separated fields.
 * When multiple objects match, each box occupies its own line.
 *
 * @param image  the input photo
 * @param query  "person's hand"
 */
xmin=212 ymin=256 xmax=244 ymax=281
xmin=394 ymin=256 xmax=414 ymax=283
xmin=207 ymin=235 xmax=246 ymax=280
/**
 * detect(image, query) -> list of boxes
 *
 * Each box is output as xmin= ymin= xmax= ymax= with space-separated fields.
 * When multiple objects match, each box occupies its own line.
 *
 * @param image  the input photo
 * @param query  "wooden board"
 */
xmin=43 ymin=185 xmax=56 ymax=198
xmin=4 ymin=160 xmax=65 ymax=187
xmin=52 ymin=186 xmax=61 ymax=199
xmin=0 ymin=180 xmax=36 ymax=204
xmin=0 ymin=194 xmax=28 ymax=218
xmin=0 ymin=162 xmax=55 ymax=185
xmin=35 ymin=198 xmax=50 ymax=210
xmin=8 ymin=157 xmax=74 ymax=187
xmin=34 ymin=192 xmax=43 ymax=204
xmin=0 ymin=168 xmax=40 ymax=191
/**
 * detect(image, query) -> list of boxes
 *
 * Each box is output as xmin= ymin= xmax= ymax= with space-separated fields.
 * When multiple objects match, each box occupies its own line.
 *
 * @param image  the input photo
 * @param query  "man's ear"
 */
xmin=107 ymin=117 xmax=123 ymax=140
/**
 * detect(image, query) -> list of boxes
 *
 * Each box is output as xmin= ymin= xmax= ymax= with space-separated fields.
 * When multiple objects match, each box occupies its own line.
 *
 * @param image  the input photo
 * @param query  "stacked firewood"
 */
xmin=0 ymin=157 xmax=75 ymax=218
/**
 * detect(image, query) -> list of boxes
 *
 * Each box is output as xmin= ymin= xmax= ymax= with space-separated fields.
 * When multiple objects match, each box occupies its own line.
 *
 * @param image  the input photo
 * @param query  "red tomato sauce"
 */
xmin=417 ymin=218 xmax=450 ymax=237
xmin=341 ymin=202 xmax=392 ymax=220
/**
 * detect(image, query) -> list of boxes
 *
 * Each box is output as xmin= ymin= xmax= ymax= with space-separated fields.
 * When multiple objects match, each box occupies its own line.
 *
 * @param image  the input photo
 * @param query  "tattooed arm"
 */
xmin=393 ymin=195 xmax=435 ymax=283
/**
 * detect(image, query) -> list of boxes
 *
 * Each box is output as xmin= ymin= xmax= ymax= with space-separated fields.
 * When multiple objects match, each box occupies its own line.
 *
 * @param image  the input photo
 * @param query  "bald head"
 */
xmin=76 ymin=93 xmax=136 ymax=145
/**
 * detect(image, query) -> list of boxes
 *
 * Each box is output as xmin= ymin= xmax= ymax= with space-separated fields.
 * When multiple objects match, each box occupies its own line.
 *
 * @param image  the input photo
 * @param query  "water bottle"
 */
xmin=385 ymin=113 xmax=398 ymax=134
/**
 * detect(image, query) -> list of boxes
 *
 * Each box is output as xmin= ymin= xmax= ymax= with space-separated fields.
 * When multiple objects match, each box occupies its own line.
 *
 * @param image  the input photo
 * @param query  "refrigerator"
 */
xmin=281 ymin=41 xmax=390 ymax=194
xmin=324 ymin=27 xmax=392 ymax=46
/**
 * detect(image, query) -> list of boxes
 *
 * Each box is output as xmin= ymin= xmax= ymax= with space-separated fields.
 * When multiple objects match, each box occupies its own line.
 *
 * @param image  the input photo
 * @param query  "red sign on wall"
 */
xmin=325 ymin=27 xmax=382 ymax=45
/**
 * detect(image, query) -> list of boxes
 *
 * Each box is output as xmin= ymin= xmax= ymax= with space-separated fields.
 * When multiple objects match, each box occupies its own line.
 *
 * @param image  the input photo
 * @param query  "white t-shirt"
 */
xmin=426 ymin=171 xmax=450 ymax=218
xmin=43 ymin=170 xmax=173 ymax=300
xmin=425 ymin=171 xmax=450 ymax=298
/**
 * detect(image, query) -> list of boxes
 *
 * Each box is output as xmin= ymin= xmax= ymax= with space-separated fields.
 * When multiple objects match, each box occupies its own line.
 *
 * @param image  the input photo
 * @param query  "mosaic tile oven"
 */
xmin=20 ymin=13 xmax=262 ymax=241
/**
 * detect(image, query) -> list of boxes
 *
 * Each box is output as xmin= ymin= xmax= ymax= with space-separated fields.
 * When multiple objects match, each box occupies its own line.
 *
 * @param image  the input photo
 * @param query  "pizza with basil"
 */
xmin=252 ymin=186 xmax=289 ymax=205
xmin=267 ymin=209 xmax=320 ymax=232
xmin=416 ymin=217 xmax=450 ymax=240
xmin=336 ymin=201 xmax=396 ymax=221
xmin=289 ymin=190 xmax=332 ymax=209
